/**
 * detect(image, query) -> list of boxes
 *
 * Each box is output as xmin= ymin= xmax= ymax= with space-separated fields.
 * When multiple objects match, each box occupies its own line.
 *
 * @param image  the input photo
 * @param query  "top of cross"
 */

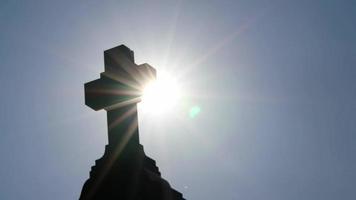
xmin=84 ymin=45 xmax=156 ymax=111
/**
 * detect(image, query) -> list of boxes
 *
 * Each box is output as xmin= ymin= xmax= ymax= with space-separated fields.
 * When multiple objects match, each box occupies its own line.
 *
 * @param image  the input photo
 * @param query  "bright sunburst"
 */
xmin=139 ymin=72 xmax=181 ymax=114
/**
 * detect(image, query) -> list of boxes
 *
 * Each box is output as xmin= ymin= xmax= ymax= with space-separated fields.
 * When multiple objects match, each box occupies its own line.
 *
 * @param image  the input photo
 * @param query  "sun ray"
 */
xmin=108 ymin=106 xmax=138 ymax=131
xmin=175 ymin=13 xmax=263 ymax=82
xmin=84 ymin=117 xmax=139 ymax=199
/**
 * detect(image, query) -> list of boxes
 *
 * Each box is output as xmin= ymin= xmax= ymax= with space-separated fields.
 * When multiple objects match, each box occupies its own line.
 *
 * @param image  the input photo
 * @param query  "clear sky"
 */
xmin=1 ymin=0 xmax=356 ymax=199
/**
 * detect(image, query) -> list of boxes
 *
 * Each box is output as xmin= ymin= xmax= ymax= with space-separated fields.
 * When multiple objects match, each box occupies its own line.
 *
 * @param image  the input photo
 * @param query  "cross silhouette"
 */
xmin=85 ymin=45 xmax=156 ymax=148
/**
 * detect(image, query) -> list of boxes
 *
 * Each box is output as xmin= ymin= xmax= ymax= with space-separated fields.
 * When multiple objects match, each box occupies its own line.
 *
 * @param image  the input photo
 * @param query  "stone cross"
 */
xmin=85 ymin=45 xmax=156 ymax=150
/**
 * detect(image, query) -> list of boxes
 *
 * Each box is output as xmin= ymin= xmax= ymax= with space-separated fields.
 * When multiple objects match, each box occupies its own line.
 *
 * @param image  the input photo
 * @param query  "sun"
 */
xmin=139 ymin=72 xmax=181 ymax=114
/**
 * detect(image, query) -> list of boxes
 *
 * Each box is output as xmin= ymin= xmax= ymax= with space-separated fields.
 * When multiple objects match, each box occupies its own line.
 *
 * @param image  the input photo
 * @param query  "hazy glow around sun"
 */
xmin=139 ymin=72 xmax=181 ymax=114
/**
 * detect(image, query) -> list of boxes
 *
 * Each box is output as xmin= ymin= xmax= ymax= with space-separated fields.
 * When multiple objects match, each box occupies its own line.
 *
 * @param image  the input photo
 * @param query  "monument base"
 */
xmin=80 ymin=144 xmax=185 ymax=200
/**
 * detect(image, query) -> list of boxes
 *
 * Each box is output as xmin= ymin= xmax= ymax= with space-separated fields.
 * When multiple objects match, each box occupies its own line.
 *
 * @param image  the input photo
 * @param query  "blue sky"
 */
xmin=1 ymin=0 xmax=356 ymax=199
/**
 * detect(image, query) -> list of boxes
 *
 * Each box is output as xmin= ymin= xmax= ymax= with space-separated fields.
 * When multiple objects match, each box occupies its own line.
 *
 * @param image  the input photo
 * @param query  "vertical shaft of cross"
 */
xmin=106 ymin=105 xmax=140 ymax=151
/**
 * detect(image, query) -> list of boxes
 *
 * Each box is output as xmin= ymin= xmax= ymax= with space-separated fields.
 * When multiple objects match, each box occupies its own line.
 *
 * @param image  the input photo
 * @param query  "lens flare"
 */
xmin=189 ymin=106 xmax=201 ymax=118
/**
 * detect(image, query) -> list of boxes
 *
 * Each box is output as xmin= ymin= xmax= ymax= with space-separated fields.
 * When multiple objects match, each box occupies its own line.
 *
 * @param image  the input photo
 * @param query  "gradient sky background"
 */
xmin=1 ymin=0 xmax=356 ymax=199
